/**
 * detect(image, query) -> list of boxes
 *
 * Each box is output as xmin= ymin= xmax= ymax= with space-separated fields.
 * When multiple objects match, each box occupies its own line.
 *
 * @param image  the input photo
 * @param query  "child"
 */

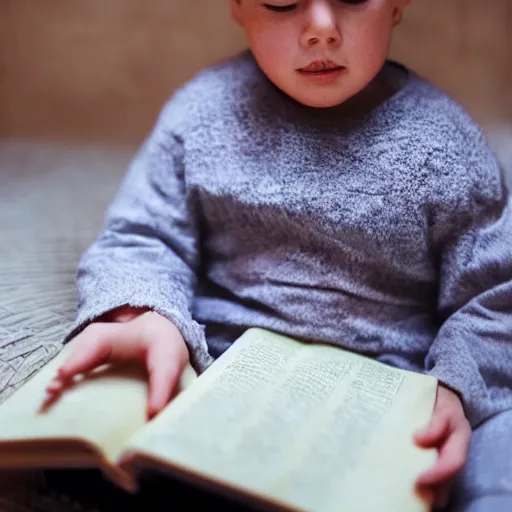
xmin=46 ymin=1 xmax=512 ymax=509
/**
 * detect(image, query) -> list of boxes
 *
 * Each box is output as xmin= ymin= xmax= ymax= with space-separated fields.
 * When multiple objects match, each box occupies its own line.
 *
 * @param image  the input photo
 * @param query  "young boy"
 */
xmin=46 ymin=1 xmax=512 ymax=509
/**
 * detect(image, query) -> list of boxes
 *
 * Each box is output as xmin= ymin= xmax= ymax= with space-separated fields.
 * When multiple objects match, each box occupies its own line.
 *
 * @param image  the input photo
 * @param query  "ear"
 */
xmin=392 ymin=7 xmax=403 ymax=26
xmin=231 ymin=0 xmax=243 ymax=25
xmin=392 ymin=0 xmax=410 ymax=26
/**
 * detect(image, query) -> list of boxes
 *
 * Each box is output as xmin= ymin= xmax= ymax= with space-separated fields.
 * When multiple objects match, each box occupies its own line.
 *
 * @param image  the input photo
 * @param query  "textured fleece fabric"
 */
xmin=69 ymin=51 xmax=512 ymax=428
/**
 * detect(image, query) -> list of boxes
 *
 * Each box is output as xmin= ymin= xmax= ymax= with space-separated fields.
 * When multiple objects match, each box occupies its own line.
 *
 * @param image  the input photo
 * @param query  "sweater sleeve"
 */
xmin=424 ymin=134 xmax=512 ymax=428
xmin=66 ymin=104 xmax=214 ymax=373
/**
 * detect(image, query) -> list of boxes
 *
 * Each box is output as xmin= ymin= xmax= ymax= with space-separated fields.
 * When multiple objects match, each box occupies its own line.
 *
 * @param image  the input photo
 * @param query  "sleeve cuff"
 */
xmin=426 ymin=361 xmax=489 ymax=428
xmin=65 ymin=273 xmax=214 ymax=374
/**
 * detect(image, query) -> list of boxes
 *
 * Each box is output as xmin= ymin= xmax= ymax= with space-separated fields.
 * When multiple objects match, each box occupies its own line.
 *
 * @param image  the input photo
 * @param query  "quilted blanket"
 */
xmin=0 ymin=141 xmax=132 ymax=511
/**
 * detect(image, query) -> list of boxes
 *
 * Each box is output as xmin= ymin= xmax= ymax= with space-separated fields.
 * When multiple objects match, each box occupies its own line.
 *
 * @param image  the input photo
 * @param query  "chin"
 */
xmin=299 ymin=96 xmax=347 ymax=109
xmin=266 ymin=72 xmax=355 ymax=109
xmin=288 ymin=91 xmax=350 ymax=109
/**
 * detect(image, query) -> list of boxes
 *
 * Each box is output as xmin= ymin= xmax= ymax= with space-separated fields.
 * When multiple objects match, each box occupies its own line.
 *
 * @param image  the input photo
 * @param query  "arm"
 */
xmin=424 ymin=134 xmax=512 ymax=428
xmin=66 ymin=104 xmax=213 ymax=373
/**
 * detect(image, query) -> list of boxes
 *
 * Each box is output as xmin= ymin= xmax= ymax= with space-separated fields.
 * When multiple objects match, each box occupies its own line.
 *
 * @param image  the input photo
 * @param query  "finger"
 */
xmin=40 ymin=378 xmax=68 ymax=411
xmin=146 ymin=339 xmax=188 ymax=419
xmin=45 ymin=378 xmax=66 ymax=395
xmin=39 ymin=391 xmax=61 ymax=413
xmin=415 ymin=413 xmax=450 ymax=447
xmin=417 ymin=428 xmax=470 ymax=486
xmin=433 ymin=482 xmax=452 ymax=509
xmin=416 ymin=474 xmax=453 ymax=509
xmin=415 ymin=485 xmax=434 ymax=508
xmin=57 ymin=322 xmax=143 ymax=380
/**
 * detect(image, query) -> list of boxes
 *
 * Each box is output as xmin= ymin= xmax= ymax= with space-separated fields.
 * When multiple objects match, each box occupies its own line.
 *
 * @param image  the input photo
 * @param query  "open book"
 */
xmin=0 ymin=328 xmax=437 ymax=511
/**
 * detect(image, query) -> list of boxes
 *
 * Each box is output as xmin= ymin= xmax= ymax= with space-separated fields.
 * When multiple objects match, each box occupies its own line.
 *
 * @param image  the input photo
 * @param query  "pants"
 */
xmin=451 ymin=410 xmax=512 ymax=512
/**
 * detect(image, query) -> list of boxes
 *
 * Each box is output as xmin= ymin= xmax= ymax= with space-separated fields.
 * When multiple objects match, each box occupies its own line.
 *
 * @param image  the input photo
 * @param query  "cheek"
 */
xmin=247 ymin=23 xmax=297 ymax=75
xmin=344 ymin=20 xmax=394 ymax=75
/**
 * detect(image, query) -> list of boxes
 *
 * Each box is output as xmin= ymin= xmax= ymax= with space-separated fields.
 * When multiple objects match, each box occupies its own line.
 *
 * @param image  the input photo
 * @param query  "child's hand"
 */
xmin=414 ymin=384 xmax=472 ymax=509
xmin=44 ymin=308 xmax=190 ymax=419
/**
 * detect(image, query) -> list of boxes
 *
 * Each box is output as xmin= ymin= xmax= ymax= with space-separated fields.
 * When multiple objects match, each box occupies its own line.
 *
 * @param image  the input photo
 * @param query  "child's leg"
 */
xmin=450 ymin=409 xmax=512 ymax=512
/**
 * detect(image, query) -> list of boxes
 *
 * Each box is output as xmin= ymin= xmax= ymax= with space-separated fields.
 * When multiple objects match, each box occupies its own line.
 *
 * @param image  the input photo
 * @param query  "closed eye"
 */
xmin=264 ymin=0 xmax=368 ymax=12
xmin=263 ymin=3 xmax=298 ymax=12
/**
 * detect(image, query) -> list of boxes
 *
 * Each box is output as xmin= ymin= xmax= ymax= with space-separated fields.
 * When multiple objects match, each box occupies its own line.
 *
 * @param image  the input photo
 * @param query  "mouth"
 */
xmin=298 ymin=60 xmax=345 ymax=74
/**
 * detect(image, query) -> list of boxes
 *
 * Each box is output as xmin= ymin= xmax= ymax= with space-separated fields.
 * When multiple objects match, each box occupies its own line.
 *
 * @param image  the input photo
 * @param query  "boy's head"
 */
xmin=232 ymin=0 xmax=410 ymax=108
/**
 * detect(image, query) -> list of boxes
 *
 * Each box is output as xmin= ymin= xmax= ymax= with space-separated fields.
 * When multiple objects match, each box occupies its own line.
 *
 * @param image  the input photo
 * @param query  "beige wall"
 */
xmin=0 ymin=0 xmax=511 ymax=142
xmin=391 ymin=0 xmax=512 ymax=130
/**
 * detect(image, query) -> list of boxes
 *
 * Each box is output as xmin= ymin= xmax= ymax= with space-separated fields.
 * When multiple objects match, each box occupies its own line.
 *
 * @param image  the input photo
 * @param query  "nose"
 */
xmin=300 ymin=1 xmax=341 ymax=49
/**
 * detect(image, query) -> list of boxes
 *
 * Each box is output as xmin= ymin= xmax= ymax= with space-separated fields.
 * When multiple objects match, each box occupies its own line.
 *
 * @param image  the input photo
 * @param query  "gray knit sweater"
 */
xmin=70 ymin=51 xmax=512 ymax=428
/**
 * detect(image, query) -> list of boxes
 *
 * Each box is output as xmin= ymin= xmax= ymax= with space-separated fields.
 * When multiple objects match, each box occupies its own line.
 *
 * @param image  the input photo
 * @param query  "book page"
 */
xmin=0 ymin=338 xmax=197 ymax=465
xmin=124 ymin=328 xmax=437 ymax=512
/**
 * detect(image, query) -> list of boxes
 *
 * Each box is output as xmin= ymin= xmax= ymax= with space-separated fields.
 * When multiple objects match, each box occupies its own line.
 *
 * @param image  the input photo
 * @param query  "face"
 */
xmin=232 ymin=0 xmax=410 ymax=108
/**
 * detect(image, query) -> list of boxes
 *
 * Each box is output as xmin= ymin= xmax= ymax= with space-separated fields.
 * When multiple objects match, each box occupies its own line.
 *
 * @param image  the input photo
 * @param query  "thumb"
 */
xmin=145 ymin=337 xmax=189 ymax=419
xmin=44 ymin=322 xmax=140 ymax=405
xmin=58 ymin=322 xmax=141 ymax=379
